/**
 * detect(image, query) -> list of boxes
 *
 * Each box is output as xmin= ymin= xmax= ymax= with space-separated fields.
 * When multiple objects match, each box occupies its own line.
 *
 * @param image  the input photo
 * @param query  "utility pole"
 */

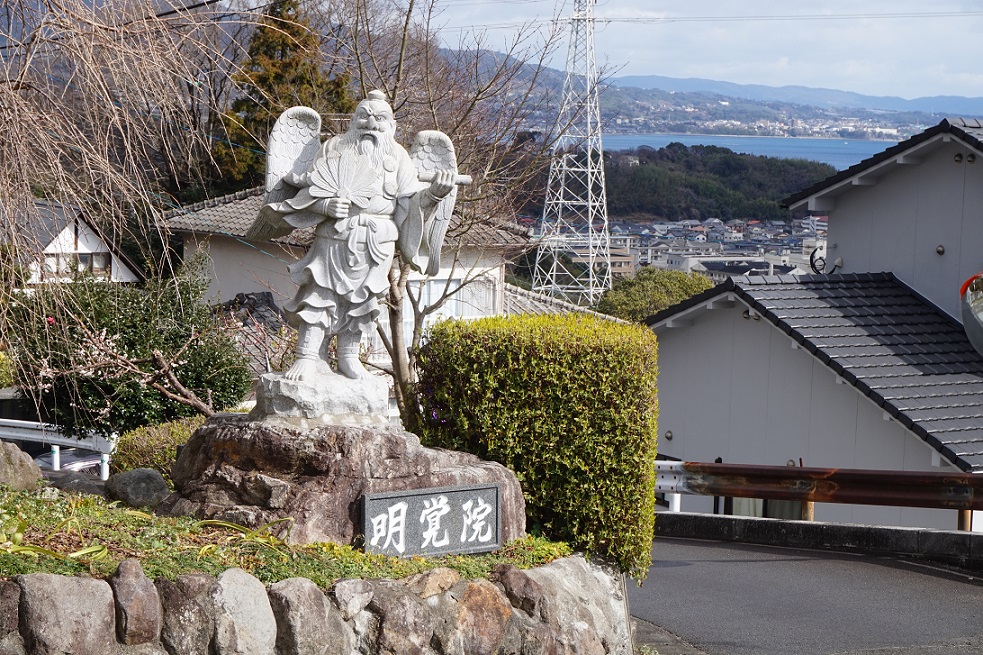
xmin=532 ymin=0 xmax=611 ymax=306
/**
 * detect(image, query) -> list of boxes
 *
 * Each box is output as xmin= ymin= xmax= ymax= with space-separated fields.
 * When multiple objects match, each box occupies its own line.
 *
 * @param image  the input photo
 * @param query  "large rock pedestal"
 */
xmin=159 ymin=414 xmax=526 ymax=545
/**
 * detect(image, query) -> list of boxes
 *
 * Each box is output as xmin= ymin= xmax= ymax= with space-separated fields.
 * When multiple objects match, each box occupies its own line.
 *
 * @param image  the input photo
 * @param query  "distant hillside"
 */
xmin=612 ymin=75 xmax=983 ymax=118
xmin=604 ymin=144 xmax=836 ymax=223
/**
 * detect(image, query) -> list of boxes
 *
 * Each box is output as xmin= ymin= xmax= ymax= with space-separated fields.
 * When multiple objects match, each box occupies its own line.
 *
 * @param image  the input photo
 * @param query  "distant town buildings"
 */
xmin=576 ymin=215 xmax=825 ymax=281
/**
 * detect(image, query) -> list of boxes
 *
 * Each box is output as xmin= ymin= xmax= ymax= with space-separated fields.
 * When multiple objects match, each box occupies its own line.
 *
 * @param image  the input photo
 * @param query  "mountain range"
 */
xmin=612 ymin=75 xmax=983 ymax=118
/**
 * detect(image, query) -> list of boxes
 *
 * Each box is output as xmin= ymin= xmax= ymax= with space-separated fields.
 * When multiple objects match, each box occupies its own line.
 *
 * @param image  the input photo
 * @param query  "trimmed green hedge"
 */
xmin=412 ymin=314 xmax=659 ymax=577
xmin=111 ymin=416 xmax=206 ymax=487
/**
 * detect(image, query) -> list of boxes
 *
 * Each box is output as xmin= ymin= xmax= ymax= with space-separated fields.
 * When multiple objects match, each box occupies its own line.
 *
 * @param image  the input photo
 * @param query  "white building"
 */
xmin=649 ymin=118 xmax=983 ymax=531
xmin=5 ymin=201 xmax=142 ymax=284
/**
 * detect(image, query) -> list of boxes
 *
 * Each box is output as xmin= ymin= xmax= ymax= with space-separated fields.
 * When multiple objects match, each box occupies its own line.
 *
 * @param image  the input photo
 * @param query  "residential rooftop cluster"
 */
xmin=519 ymin=214 xmax=829 ymax=282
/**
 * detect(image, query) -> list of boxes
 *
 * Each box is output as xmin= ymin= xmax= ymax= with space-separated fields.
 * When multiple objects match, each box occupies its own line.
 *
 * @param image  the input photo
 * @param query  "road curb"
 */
xmin=654 ymin=511 xmax=983 ymax=572
xmin=631 ymin=617 xmax=709 ymax=655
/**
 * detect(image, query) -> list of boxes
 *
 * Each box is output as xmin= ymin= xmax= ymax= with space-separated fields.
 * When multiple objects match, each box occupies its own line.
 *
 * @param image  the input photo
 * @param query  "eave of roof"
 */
xmin=782 ymin=118 xmax=983 ymax=211
xmin=646 ymin=272 xmax=983 ymax=474
xmin=166 ymin=188 xmax=530 ymax=249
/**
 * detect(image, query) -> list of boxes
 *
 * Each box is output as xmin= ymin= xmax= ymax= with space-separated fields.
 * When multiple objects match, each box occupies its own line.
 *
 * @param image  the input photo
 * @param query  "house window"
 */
xmin=79 ymin=252 xmax=111 ymax=276
xmin=43 ymin=252 xmax=112 ymax=278
xmin=43 ymin=255 xmax=70 ymax=275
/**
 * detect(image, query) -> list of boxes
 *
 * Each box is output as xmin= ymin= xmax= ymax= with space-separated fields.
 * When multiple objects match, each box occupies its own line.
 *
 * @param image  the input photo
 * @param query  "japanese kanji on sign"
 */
xmin=361 ymin=483 xmax=502 ymax=557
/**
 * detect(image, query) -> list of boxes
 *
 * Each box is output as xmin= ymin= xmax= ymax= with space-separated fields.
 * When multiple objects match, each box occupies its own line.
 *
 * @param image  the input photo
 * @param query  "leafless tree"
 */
xmin=0 ymin=0 xmax=262 ymax=426
xmin=314 ymin=0 xmax=566 ymax=420
xmin=1 ymin=0 xmax=570 ymax=428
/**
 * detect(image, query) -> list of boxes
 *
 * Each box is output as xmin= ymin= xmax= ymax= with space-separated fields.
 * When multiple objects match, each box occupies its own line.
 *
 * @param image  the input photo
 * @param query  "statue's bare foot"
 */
xmin=284 ymin=357 xmax=319 ymax=381
xmin=338 ymin=355 xmax=368 ymax=379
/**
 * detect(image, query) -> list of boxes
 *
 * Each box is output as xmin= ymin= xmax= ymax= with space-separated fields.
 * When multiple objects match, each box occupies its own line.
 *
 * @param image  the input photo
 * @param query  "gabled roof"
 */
xmin=166 ymin=187 xmax=531 ymax=249
xmin=165 ymin=188 xmax=311 ymax=248
xmin=1 ymin=200 xmax=145 ymax=282
xmin=3 ymin=200 xmax=88 ymax=247
xmin=646 ymin=273 xmax=983 ymax=473
xmin=783 ymin=118 xmax=983 ymax=211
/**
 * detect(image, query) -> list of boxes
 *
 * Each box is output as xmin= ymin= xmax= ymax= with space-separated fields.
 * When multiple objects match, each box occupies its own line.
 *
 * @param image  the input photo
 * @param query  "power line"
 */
xmin=437 ymin=9 xmax=983 ymax=33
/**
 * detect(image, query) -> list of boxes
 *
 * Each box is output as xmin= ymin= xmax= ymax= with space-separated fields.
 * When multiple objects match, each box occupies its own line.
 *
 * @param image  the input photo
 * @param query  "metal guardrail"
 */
xmin=655 ymin=461 xmax=983 ymax=530
xmin=0 ymin=419 xmax=114 ymax=480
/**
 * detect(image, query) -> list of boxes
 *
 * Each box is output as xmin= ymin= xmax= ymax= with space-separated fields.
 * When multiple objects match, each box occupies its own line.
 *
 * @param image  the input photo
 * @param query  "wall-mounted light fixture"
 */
xmin=969 ymin=153 xmax=978 ymax=164
xmin=664 ymin=430 xmax=673 ymax=441
xmin=937 ymin=245 xmax=945 ymax=255
xmin=955 ymin=153 xmax=965 ymax=163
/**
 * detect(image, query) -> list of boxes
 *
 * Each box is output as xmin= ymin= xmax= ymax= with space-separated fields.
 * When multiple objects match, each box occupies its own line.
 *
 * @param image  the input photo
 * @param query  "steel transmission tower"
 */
xmin=532 ymin=0 xmax=611 ymax=306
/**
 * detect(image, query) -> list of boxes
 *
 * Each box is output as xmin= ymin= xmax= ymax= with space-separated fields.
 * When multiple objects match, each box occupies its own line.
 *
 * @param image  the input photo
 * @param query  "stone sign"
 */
xmin=362 ymin=483 xmax=502 ymax=557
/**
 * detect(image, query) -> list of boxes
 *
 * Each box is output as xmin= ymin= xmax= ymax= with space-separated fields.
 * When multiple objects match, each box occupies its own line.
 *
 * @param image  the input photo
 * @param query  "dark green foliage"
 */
xmin=412 ymin=314 xmax=659 ymax=578
xmin=212 ymin=0 xmax=355 ymax=189
xmin=7 ymin=261 xmax=251 ymax=439
xmin=111 ymin=416 xmax=207 ymax=486
xmin=604 ymin=143 xmax=836 ymax=222
xmin=596 ymin=268 xmax=716 ymax=323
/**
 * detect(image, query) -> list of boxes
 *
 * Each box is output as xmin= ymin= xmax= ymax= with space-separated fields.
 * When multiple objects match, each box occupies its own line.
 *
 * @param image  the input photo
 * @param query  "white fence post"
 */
xmin=669 ymin=492 xmax=682 ymax=512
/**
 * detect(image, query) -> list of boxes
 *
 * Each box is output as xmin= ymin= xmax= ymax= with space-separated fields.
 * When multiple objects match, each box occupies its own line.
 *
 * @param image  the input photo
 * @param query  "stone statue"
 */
xmin=247 ymin=90 xmax=469 ymax=385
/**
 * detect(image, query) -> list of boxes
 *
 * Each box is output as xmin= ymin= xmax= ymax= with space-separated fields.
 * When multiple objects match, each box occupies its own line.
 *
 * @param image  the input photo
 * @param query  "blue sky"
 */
xmin=431 ymin=0 xmax=983 ymax=99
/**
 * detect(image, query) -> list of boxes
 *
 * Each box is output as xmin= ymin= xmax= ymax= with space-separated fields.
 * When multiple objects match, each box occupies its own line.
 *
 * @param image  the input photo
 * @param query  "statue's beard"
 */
xmin=357 ymin=134 xmax=377 ymax=157
xmin=345 ymin=130 xmax=396 ymax=168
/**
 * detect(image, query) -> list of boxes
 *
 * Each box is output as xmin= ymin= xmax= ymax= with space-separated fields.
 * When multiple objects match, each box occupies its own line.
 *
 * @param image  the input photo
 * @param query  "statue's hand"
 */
xmin=428 ymin=170 xmax=455 ymax=201
xmin=325 ymin=197 xmax=351 ymax=219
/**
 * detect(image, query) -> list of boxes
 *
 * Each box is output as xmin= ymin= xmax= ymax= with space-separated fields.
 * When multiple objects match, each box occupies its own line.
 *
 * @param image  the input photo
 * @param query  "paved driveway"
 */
xmin=628 ymin=538 xmax=983 ymax=655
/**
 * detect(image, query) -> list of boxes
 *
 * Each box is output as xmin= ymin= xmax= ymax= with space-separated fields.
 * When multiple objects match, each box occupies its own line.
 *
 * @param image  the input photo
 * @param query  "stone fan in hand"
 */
xmin=307 ymin=149 xmax=379 ymax=210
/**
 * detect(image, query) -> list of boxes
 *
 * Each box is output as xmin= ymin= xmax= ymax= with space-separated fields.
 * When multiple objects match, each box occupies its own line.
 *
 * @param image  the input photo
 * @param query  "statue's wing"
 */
xmin=407 ymin=131 xmax=459 ymax=276
xmin=245 ymin=107 xmax=322 ymax=242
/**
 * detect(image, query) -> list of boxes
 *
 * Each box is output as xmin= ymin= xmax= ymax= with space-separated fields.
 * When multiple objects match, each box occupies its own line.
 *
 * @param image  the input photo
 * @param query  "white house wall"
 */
xmin=656 ymin=303 xmax=963 ymax=530
xmin=184 ymin=234 xmax=303 ymax=306
xmin=827 ymin=140 xmax=983 ymax=318
xmin=188 ymin=233 xmax=504 ymax=313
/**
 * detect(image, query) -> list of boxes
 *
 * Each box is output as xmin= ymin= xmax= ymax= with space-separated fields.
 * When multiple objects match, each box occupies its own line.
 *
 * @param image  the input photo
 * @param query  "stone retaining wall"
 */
xmin=0 ymin=555 xmax=631 ymax=655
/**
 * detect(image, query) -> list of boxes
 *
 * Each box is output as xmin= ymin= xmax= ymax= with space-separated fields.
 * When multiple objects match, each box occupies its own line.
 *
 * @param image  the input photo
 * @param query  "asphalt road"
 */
xmin=628 ymin=538 xmax=983 ymax=655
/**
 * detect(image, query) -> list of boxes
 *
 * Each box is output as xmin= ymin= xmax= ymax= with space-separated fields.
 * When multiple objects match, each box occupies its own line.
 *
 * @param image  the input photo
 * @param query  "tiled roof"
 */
xmin=647 ymin=273 xmax=983 ymax=473
xmin=214 ymin=292 xmax=293 ymax=378
xmin=165 ymin=188 xmax=312 ymax=247
xmin=165 ymin=187 xmax=530 ymax=249
xmin=783 ymin=118 xmax=983 ymax=208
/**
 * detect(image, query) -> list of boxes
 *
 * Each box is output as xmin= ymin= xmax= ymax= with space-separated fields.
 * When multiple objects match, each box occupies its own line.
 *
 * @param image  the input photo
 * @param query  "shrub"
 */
xmin=0 ymin=351 xmax=14 ymax=388
xmin=595 ymin=267 xmax=715 ymax=323
xmin=111 ymin=416 xmax=206 ymax=486
xmin=7 ymin=256 xmax=252 ymax=439
xmin=412 ymin=314 xmax=659 ymax=578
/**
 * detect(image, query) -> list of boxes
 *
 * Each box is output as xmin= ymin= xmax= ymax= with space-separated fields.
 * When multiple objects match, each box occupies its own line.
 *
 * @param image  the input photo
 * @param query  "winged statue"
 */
xmin=243 ymin=90 xmax=470 ymax=383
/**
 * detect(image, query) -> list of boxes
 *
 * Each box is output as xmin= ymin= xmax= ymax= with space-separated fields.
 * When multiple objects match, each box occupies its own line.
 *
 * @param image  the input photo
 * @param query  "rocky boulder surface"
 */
xmin=106 ymin=468 xmax=171 ymax=509
xmin=0 ymin=442 xmax=41 ymax=491
xmin=159 ymin=414 xmax=526 ymax=545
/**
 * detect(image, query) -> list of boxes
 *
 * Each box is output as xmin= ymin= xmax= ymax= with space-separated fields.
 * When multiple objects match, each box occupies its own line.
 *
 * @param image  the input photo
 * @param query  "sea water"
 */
xmin=602 ymin=133 xmax=896 ymax=171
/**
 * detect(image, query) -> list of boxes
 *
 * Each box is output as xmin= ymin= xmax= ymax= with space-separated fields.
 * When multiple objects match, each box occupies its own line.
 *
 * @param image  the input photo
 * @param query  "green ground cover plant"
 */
xmin=412 ymin=314 xmax=659 ymax=578
xmin=0 ymin=487 xmax=570 ymax=584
